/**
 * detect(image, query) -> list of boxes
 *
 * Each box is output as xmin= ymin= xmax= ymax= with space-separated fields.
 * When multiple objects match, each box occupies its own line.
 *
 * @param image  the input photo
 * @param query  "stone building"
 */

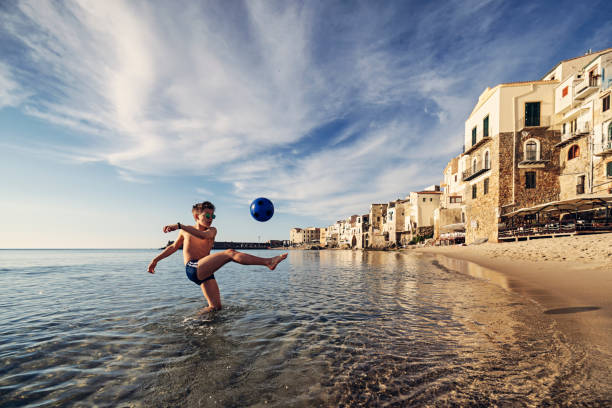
xmin=368 ymin=204 xmax=388 ymax=248
xmin=461 ymin=80 xmax=561 ymax=244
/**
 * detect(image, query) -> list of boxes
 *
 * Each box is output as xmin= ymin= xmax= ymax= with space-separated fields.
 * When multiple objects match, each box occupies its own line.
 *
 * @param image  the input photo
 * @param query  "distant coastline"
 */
xmin=159 ymin=240 xmax=284 ymax=250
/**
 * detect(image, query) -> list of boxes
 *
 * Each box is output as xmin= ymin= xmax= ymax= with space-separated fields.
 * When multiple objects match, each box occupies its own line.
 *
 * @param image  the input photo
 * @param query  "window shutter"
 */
xmin=607 ymin=162 xmax=612 ymax=177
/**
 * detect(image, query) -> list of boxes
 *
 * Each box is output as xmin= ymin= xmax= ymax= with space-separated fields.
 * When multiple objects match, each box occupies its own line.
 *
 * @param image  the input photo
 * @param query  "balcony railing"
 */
xmin=462 ymin=161 xmax=490 ymax=181
xmin=574 ymin=76 xmax=600 ymax=99
xmin=519 ymin=151 xmax=551 ymax=163
xmin=595 ymin=141 xmax=612 ymax=156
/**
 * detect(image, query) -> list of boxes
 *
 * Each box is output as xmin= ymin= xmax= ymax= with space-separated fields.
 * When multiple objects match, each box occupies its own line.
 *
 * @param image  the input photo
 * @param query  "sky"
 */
xmin=1 ymin=0 xmax=611 ymax=248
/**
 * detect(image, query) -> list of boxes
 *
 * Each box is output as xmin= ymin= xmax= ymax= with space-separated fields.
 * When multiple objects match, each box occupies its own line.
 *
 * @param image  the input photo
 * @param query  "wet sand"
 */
xmin=410 ymin=233 xmax=612 ymax=380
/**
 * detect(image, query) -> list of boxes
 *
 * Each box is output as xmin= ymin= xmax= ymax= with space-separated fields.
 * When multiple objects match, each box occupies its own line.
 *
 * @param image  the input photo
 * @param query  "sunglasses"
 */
xmin=205 ymin=213 xmax=216 ymax=219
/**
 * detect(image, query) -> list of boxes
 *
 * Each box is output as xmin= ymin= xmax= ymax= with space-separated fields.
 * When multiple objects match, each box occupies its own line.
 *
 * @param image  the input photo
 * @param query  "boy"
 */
xmin=147 ymin=201 xmax=287 ymax=312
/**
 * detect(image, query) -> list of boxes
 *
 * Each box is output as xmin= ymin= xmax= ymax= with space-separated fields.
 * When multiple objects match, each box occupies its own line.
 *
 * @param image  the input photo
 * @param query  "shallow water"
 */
xmin=1 ymin=249 xmax=610 ymax=407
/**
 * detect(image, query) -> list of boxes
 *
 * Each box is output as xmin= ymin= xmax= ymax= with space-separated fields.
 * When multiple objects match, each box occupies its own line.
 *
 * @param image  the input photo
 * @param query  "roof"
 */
xmin=540 ymin=47 xmax=612 ymax=80
xmin=414 ymin=191 xmax=443 ymax=195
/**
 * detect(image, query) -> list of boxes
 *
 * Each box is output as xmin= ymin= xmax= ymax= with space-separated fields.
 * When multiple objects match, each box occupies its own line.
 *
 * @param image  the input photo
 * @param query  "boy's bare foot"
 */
xmin=198 ymin=306 xmax=220 ymax=314
xmin=267 ymin=253 xmax=288 ymax=270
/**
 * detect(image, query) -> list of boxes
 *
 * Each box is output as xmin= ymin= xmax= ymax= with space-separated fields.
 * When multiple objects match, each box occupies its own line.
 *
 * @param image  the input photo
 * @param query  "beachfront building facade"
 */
xmin=339 ymin=215 xmax=358 ymax=247
xmin=289 ymin=228 xmax=304 ymax=246
xmin=404 ymin=188 xmax=442 ymax=242
xmin=325 ymin=222 xmax=341 ymax=247
xmin=462 ymin=80 xmax=562 ymax=244
xmin=547 ymin=49 xmax=612 ymax=200
xmin=319 ymin=227 xmax=328 ymax=247
xmin=350 ymin=214 xmax=369 ymax=249
xmin=498 ymin=49 xmax=612 ymax=241
xmin=303 ymin=227 xmax=321 ymax=244
xmin=435 ymin=155 xmax=466 ymax=243
xmin=368 ymin=204 xmax=388 ymax=248
xmin=384 ymin=199 xmax=411 ymax=246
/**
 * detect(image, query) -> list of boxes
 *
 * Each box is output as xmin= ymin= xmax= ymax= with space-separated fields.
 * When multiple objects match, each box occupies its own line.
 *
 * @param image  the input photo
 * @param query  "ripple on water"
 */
xmin=0 ymin=249 xmax=610 ymax=407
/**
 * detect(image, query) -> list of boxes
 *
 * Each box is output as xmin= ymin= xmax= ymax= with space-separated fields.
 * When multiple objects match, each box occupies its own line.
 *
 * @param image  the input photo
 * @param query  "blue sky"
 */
xmin=1 ymin=0 xmax=611 ymax=248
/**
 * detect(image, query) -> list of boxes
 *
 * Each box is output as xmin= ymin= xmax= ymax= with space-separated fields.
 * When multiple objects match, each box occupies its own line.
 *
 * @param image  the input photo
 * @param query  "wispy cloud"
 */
xmin=1 ymin=0 xmax=607 ymax=223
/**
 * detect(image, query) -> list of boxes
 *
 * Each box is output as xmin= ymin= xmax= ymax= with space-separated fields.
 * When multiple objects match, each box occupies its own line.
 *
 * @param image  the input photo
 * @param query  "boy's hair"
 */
xmin=192 ymin=201 xmax=215 ymax=213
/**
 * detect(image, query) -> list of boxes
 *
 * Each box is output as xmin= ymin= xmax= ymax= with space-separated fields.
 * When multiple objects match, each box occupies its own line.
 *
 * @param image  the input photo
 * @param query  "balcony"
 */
xmin=463 ymin=135 xmax=492 ymax=155
xmin=594 ymin=141 xmax=612 ymax=156
xmin=462 ymin=160 xmax=490 ymax=181
xmin=574 ymin=76 xmax=600 ymax=100
xmin=518 ymin=151 xmax=551 ymax=168
xmin=556 ymin=123 xmax=591 ymax=148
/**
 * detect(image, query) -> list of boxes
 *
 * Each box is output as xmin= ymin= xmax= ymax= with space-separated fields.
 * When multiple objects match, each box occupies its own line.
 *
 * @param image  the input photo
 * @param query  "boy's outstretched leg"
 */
xmin=196 ymin=249 xmax=288 ymax=281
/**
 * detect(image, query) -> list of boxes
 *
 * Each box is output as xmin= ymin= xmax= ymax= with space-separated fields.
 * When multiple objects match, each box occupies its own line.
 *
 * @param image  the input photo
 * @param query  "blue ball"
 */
xmin=250 ymin=197 xmax=274 ymax=222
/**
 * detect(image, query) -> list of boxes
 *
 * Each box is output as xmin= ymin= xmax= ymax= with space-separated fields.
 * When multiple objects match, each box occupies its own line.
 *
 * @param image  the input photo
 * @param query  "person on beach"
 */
xmin=147 ymin=201 xmax=287 ymax=313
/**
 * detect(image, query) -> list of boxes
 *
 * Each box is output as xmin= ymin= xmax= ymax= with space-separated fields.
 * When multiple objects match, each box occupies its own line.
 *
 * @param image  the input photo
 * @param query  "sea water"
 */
xmin=0 ymin=249 xmax=610 ymax=407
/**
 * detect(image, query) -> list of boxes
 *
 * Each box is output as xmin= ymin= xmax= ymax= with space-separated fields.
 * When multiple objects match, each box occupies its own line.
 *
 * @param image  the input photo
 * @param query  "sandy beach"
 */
xmin=412 ymin=233 xmax=612 ymax=382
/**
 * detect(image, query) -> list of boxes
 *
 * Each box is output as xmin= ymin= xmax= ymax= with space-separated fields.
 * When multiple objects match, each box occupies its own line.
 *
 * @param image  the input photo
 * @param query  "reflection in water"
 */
xmin=1 ymin=249 xmax=610 ymax=407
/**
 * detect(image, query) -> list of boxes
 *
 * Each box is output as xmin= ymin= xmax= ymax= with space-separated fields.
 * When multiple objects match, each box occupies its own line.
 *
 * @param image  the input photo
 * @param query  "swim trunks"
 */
xmin=185 ymin=260 xmax=215 ymax=285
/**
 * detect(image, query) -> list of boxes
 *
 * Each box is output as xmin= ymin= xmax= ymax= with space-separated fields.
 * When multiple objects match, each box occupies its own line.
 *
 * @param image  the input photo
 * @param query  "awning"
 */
xmin=502 ymin=196 xmax=612 ymax=218
xmin=440 ymin=222 xmax=466 ymax=232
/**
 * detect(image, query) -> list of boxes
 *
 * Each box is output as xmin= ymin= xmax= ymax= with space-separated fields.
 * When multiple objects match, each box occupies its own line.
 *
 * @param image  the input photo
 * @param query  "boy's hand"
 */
xmin=163 ymin=224 xmax=179 ymax=233
xmin=148 ymin=260 xmax=157 ymax=274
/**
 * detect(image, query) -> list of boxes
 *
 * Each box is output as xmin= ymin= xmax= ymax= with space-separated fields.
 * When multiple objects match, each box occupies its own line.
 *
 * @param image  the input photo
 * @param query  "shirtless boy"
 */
xmin=147 ymin=201 xmax=287 ymax=312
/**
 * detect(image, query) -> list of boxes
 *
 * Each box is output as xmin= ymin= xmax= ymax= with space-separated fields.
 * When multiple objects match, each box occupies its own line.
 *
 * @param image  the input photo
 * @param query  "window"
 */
xmin=526 ymin=141 xmax=538 ymax=160
xmin=563 ymin=123 xmax=566 ymax=134
xmin=525 ymin=102 xmax=540 ymax=127
xmin=609 ymin=123 xmax=612 ymax=142
xmin=422 ymin=198 xmax=426 ymax=202
xmin=472 ymin=158 xmax=477 ymax=173
xmin=525 ymin=171 xmax=536 ymax=189
xmin=568 ymin=144 xmax=580 ymax=160
xmin=484 ymin=151 xmax=490 ymax=169
xmin=454 ymin=175 xmax=457 ymax=182
xmin=562 ymin=86 xmax=568 ymax=97
xmin=472 ymin=126 xmax=477 ymax=145
xmin=450 ymin=196 xmax=462 ymax=203
xmin=472 ymin=185 xmax=477 ymax=199
xmin=430 ymin=198 xmax=433 ymax=202
xmin=577 ymin=175 xmax=585 ymax=194
xmin=483 ymin=116 xmax=489 ymax=137
xmin=484 ymin=178 xmax=489 ymax=194
xmin=607 ymin=162 xmax=612 ymax=178
xmin=604 ymin=95 xmax=610 ymax=112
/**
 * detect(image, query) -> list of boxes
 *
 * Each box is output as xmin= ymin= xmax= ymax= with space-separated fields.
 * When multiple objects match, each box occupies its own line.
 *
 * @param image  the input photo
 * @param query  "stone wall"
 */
xmin=464 ymin=137 xmax=498 ymax=244
xmin=465 ymin=128 xmax=560 ymax=244
xmin=512 ymin=128 xmax=561 ymax=210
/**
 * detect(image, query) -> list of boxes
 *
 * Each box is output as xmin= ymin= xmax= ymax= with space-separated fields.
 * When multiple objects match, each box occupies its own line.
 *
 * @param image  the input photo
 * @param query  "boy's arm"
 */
xmin=148 ymin=233 xmax=184 ymax=274
xmin=163 ymin=223 xmax=217 ymax=240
